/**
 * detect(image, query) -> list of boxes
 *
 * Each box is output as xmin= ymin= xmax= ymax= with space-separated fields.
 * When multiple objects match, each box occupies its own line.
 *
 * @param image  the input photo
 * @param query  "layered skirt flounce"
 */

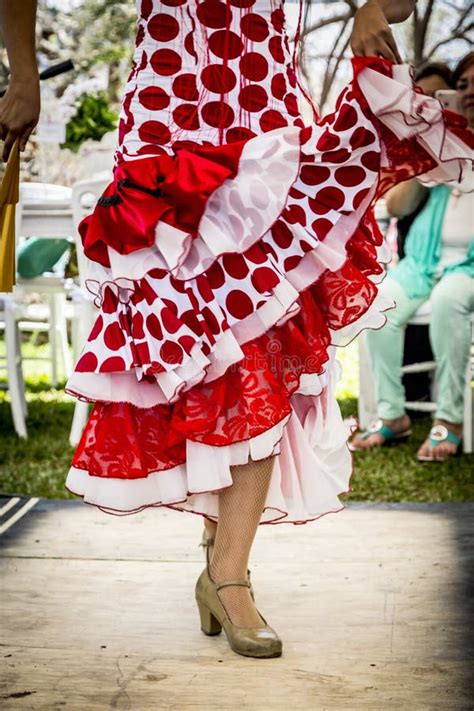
xmin=65 ymin=58 xmax=473 ymax=521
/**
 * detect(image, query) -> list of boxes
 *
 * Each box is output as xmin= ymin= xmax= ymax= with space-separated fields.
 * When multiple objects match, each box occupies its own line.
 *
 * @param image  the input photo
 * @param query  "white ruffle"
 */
xmin=67 ymin=229 xmax=393 ymax=409
xmin=187 ymin=125 xmax=300 ymax=279
xmin=109 ymin=221 xmax=193 ymax=279
xmin=66 ymin=240 xmax=392 ymax=409
xmin=96 ymin=126 xmax=301 ymax=282
xmin=357 ymin=64 xmax=473 ymax=190
xmin=65 ymin=364 xmax=352 ymax=523
xmin=281 ymin=182 xmax=379 ymax=293
xmin=68 ymin=146 xmax=392 ymax=408
xmin=66 ymin=279 xmax=301 ymax=406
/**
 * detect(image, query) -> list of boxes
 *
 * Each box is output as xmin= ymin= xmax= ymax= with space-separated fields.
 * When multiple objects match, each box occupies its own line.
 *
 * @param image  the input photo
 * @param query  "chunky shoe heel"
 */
xmin=197 ymin=601 xmax=222 ymax=635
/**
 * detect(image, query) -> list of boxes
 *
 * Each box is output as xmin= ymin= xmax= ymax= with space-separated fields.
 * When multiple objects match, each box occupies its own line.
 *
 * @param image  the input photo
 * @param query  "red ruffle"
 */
xmin=80 ymin=141 xmax=246 ymax=268
xmin=71 ymin=284 xmax=332 ymax=478
xmin=71 ymin=233 xmax=385 ymax=482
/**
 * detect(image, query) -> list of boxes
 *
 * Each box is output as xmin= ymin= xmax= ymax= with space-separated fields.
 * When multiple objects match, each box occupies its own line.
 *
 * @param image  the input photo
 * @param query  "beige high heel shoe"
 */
xmin=195 ymin=567 xmax=282 ymax=659
xmin=199 ymin=529 xmax=255 ymax=600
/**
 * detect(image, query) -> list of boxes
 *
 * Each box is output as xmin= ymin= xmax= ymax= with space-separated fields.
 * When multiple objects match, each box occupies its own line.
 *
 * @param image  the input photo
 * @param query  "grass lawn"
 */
xmin=0 ymin=340 xmax=473 ymax=503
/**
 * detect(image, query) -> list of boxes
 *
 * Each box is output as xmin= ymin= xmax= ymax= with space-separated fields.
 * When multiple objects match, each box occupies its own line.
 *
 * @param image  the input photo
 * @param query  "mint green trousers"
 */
xmin=366 ymin=272 xmax=474 ymax=423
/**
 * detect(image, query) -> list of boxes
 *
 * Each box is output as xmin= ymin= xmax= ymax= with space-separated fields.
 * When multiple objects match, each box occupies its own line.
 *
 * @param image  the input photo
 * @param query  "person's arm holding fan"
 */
xmin=0 ymin=0 xmax=40 ymax=161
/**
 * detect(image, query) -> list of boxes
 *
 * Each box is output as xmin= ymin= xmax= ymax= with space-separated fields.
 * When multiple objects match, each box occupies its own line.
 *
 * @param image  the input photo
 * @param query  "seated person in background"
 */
xmin=351 ymin=52 xmax=474 ymax=461
xmin=396 ymin=62 xmax=453 ymax=259
xmin=395 ymin=63 xmax=454 ymax=407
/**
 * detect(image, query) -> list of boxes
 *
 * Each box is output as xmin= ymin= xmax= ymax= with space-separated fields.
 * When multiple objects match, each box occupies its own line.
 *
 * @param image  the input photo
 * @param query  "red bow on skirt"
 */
xmin=80 ymin=142 xmax=246 ymax=268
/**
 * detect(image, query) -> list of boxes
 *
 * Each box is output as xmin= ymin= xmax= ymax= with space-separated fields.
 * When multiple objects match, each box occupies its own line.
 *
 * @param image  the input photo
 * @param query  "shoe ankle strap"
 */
xmin=199 ymin=536 xmax=215 ymax=570
xmin=199 ymin=536 xmax=215 ymax=550
xmin=216 ymin=579 xmax=251 ymax=592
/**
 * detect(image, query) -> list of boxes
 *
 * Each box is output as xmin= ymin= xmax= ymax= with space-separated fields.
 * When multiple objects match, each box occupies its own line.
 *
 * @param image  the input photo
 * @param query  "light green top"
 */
xmin=389 ymin=184 xmax=474 ymax=299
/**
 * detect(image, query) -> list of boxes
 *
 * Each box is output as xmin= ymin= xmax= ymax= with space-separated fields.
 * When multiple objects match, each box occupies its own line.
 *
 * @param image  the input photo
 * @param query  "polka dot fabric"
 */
xmin=117 ymin=0 xmax=305 ymax=160
xmin=66 ymin=0 xmax=473 ymax=518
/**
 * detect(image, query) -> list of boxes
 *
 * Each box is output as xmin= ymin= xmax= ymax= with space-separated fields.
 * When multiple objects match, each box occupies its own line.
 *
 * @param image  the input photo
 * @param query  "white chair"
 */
xmin=68 ymin=173 xmax=111 ymax=446
xmin=14 ymin=182 xmax=75 ymax=385
xmin=0 ymin=297 xmax=28 ymax=438
xmin=358 ymin=304 xmax=473 ymax=454
xmin=1 ymin=183 xmax=75 ymax=438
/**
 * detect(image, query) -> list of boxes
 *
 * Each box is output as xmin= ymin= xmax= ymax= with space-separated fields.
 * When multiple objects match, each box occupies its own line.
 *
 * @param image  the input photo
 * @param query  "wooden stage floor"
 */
xmin=0 ymin=498 xmax=473 ymax=710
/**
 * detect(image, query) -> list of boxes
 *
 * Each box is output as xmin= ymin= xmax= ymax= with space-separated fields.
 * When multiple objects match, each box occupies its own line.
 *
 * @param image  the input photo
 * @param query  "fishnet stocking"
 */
xmin=209 ymin=456 xmax=274 ymax=628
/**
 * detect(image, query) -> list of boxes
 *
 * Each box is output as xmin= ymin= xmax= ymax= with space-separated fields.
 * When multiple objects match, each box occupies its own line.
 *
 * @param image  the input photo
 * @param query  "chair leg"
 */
xmin=4 ymin=303 xmax=28 ymax=439
xmin=49 ymin=293 xmax=59 ymax=386
xmin=70 ymin=297 xmax=83 ymax=364
xmin=57 ymin=294 xmax=73 ymax=377
xmin=69 ymin=297 xmax=95 ymax=446
xmin=69 ymin=400 xmax=90 ymax=446
xmin=357 ymin=334 xmax=378 ymax=428
xmin=463 ymin=357 xmax=473 ymax=454
xmin=14 ymin=316 xmax=28 ymax=418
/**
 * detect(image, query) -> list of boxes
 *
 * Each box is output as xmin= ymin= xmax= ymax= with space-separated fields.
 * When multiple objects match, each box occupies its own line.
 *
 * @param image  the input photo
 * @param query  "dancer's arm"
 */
xmin=371 ymin=0 xmax=416 ymax=24
xmin=351 ymin=0 xmax=416 ymax=64
xmin=0 ymin=0 xmax=40 ymax=161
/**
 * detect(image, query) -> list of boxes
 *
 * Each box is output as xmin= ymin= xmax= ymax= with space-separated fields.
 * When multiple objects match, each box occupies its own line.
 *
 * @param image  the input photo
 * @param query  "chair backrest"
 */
xmin=71 ymin=173 xmax=111 ymax=290
xmin=17 ymin=182 xmax=73 ymax=239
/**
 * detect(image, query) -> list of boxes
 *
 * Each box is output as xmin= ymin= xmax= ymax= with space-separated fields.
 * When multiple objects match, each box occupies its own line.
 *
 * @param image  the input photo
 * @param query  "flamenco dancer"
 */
xmin=1 ymin=0 xmax=471 ymax=658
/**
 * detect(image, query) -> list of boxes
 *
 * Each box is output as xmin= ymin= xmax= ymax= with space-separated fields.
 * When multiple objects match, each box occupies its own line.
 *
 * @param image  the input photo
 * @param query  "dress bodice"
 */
xmin=117 ymin=0 xmax=304 ymax=160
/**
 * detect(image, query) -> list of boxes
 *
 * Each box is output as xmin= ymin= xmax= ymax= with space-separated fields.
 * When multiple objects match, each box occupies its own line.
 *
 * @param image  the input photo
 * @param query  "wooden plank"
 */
xmin=0 ymin=647 xmax=472 ymax=710
xmin=0 ymin=502 xmax=473 ymax=709
xmin=0 ymin=557 xmax=471 ymax=654
xmin=1 ymin=501 xmax=472 ymax=562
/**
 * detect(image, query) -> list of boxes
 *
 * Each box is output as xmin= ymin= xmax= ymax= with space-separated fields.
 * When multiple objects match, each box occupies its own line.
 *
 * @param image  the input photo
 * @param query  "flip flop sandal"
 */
xmin=417 ymin=424 xmax=462 ymax=462
xmin=349 ymin=418 xmax=412 ymax=451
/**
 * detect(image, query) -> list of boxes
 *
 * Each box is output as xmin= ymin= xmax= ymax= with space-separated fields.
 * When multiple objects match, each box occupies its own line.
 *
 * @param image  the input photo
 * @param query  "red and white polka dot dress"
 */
xmin=65 ymin=0 xmax=473 ymax=520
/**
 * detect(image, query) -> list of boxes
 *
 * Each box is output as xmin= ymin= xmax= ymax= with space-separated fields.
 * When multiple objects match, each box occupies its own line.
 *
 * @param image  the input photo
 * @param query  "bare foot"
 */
xmin=350 ymin=415 xmax=411 ymax=450
xmin=417 ymin=419 xmax=463 ymax=461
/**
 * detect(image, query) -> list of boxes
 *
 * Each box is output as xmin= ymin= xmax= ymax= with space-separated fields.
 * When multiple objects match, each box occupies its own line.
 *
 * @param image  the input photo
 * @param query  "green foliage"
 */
xmin=0 ymin=385 xmax=472 ymax=504
xmin=0 ymin=392 xmax=76 ymax=500
xmin=61 ymin=91 xmax=118 ymax=152
xmin=345 ymin=415 xmax=474 ymax=503
xmin=74 ymin=0 xmax=136 ymax=69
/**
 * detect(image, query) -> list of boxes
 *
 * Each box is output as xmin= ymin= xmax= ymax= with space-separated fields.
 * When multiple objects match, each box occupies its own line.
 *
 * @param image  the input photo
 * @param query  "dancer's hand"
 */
xmin=0 ymin=76 xmax=40 ymax=161
xmin=351 ymin=0 xmax=403 ymax=64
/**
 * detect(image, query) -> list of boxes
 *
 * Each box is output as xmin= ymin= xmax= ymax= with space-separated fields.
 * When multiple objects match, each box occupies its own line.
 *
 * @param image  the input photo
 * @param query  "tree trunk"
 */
xmin=413 ymin=0 xmax=436 ymax=66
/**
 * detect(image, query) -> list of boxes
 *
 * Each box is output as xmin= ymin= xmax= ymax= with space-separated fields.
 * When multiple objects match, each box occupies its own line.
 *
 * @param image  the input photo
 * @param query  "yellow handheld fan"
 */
xmin=0 ymin=140 xmax=20 ymax=293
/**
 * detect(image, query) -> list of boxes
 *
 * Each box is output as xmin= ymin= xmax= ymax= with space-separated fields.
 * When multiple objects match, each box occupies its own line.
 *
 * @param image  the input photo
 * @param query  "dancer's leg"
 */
xmin=366 ymin=275 xmax=424 ymax=419
xmin=430 ymin=272 xmax=474 ymax=424
xmin=203 ymin=518 xmax=217 ymax=541
xmin=209 ymin=456 xmax=274 ymax=628
xmin=417 ymin=272 xmax=474 ymax=459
